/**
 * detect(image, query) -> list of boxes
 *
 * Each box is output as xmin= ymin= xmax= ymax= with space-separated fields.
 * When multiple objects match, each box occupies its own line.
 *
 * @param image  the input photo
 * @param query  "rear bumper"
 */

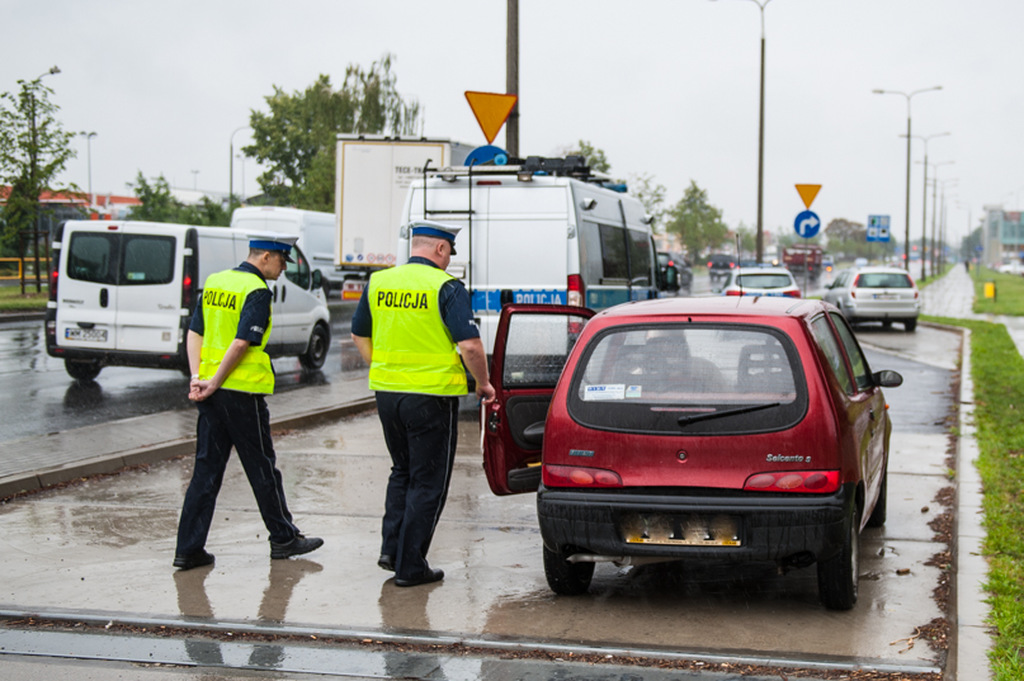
xmin=537 ymin=483 xmax=856 ymax=564
xmin=45 ymin=309 xmax=188 ymax=370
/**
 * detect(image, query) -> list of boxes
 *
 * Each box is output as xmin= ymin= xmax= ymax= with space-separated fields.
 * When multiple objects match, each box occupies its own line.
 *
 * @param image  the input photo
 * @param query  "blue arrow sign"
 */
xmin=794 ymin=210 xmax=820 ymax=239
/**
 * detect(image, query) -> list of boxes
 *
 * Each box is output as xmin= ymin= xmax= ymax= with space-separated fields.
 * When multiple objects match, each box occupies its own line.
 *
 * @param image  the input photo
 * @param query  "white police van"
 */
xmin=46 ymin=220 xmax=331 ymax=381
xmin=399 ymin=156 xmax=663 ymax=353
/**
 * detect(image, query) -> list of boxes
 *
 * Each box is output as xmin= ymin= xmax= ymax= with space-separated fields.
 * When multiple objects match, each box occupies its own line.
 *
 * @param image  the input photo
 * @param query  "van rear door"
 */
xmin=113 ymin=228 xmax=183 ymax=355
xmin=57 ymin=225 xmax=119 ymax=352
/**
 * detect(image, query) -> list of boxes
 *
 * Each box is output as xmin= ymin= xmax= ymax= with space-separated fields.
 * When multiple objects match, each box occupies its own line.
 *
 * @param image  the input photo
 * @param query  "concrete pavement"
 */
xmin=0 ymin=267 xmax=1000 ymax=679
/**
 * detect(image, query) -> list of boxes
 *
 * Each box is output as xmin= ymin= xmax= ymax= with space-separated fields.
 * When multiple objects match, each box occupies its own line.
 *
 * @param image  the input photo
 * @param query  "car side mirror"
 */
xmin=873 ymin=369 xmax=903 ymax=388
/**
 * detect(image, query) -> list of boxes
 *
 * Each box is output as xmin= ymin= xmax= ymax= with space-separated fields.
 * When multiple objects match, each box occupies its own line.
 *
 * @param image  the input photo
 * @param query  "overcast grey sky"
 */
xmin=6 ymin=0 xmax=1023 ymax=247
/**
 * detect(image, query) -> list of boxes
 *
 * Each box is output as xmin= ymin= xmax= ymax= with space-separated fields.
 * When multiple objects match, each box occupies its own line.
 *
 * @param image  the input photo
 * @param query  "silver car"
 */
xmin=823 ymin=266 xmax=920 ymax=332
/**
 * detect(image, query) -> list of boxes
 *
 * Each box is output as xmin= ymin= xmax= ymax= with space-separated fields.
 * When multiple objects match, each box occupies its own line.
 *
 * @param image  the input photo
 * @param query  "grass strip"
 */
xmin=0 ymin=285 xmax=48 ymax=311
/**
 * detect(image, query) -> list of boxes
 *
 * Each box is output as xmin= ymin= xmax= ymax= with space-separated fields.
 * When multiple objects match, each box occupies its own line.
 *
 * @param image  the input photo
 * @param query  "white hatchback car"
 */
xmin=720 ymin=266 xmax=801 ymax=298
xmin=822 ymin=266 xmax=920 ymax=332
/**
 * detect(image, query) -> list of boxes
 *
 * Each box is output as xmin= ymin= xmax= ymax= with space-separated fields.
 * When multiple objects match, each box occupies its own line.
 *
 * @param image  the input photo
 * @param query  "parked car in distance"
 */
xmin=706 ymin=253 xmax=736 ymax=287
xmin=822 ymin=266 xmax=920 ymax=332
xmin=482 ymin=297 xmax=903 ymax=610
xmin=670 ymin=253 xmax=694 ymax=293
xmin=720 ymin=266 xmax=801 ymax=298
xmin=998 ymin=261 xmax=1024 ymax=275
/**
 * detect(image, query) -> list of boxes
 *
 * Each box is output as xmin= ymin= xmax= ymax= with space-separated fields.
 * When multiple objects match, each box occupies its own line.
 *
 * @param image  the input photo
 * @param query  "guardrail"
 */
xmin=0 ymin=258 xmax=26 ymax=281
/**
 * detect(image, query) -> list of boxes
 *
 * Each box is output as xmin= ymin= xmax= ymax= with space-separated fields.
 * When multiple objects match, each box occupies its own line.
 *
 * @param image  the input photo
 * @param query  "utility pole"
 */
xmin=505 ymin=0 xmax=519 ymax=159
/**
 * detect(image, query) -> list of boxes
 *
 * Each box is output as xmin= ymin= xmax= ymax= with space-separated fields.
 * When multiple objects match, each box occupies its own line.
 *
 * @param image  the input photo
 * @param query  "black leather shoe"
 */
xmin=377 ymin=554 xmax=395 ymax=572
xmin=270 ymin=534 xmax=324 ymax=559
xmin=173 ymin=550 xmax=214 ymax=571
xmin=395 ymin=568 xmax=444 ymax=587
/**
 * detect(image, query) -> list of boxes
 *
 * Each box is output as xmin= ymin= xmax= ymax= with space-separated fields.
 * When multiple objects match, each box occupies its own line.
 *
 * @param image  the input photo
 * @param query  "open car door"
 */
xmin=482 ymin=304 xmax=595 ymax=495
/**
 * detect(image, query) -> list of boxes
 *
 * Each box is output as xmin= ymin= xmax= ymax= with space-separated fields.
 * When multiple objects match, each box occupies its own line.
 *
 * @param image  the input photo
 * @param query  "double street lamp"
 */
xmin=907 ymin=131 xmax=950 ymax=279
xmin=873 ymin=86 xmax=942 ymax=271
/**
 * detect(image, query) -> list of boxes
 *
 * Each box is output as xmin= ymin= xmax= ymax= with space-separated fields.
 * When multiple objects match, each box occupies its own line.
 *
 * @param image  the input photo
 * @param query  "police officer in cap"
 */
xmin=174 ymin=232 xmax=323 ymax=570
xmin=351 ymin=220 xmax=495 ymax=587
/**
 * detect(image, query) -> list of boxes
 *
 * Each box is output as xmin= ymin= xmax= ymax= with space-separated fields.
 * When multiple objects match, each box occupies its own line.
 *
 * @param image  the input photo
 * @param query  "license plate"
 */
xmin=621 ymin=513 xmax=741 ymax=546
xmin=873 ymin=293 xmax=897 ymax=300
xmin=65 ymin=327 xmax=108 ymax=343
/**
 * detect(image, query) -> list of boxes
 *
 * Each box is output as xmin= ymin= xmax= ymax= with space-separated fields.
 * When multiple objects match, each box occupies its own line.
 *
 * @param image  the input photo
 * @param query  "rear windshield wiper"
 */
xmin=676 ymin=402 xmax=781 ymax=427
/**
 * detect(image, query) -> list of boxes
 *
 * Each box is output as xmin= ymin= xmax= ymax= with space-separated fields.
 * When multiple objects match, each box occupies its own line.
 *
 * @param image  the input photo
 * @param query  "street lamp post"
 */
xmin=933 ymin=172 xmax=956 ymax=273
xmin=873 ymin=86 xmax=942 ymax=271
xmin=712 ymin=0 xmax=772 ymax=264
xmin=907 ymin=132 xmax=950 ymax=280
xmin=79 ymin=131 xmax=97 ymax=213
xmin=229 ymin=126 xmax=249 ymax=209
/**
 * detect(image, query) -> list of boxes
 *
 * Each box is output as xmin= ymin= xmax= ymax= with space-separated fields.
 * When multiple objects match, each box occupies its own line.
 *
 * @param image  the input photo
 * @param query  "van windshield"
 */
xmin=567 ymin=323 xmax=807 ymax=435
xmin=68 ymin=233 xmax=176 ymax=286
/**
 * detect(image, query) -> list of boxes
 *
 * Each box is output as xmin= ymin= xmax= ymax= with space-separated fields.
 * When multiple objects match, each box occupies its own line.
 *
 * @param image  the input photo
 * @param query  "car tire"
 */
xmin=904 ymin=319 xmax=917 ymax=332
xmin=298 ymin=323 xmax=330 ymax=370
xmin=817 ymin=508 xmax=859 ymax=611
xmin=543 ymin=545 xmax=594 ymax=596
xmin=65 ymin=359 xmax=102 ymax=381
xmin=866 ymin=469 xmax=887 ymax=528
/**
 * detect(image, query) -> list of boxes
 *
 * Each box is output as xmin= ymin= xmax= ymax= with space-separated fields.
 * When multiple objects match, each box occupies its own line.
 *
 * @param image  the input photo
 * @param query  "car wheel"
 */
xmin=817 ymin=508 xmax=859 ymax=610
xmin=881 ymin=320 xmax=892 ymax=329
xmin=65 ymin=359 xmax=102 ymax=381
xmin=866 ymin=469 xmax=888 ymax=528
xmin=299 ymin=323 xmax=330 ymax=370
xmin=543 ymin=545 xmax=594 ymax=596
xmin=904 ymin=319 xmax=917 ymax=332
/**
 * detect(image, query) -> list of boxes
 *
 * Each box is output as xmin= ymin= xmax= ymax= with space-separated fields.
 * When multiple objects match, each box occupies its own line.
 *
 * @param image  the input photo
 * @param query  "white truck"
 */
xmin=230 ymin=206 xmax=337 ymax=290
xmin=334 ymin=135 xmax=471 ymax=299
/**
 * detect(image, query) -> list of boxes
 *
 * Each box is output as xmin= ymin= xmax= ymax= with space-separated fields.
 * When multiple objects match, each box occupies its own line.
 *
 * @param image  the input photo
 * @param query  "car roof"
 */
xmin=848 ymin=266 xmax=914 ymax=275
xmin=733 ymin=266 xmax=792 ymax=275
xmin=592 ymin=295 xmax=823 ymax=322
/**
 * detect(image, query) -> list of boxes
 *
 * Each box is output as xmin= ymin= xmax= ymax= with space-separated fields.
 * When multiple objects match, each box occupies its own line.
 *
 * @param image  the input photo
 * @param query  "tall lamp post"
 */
xmin=873 ymin=86 xmax=942 ymax=271
xmin=907 ymin=131 xmax=949 ymax=280
xmin=26 ymin=66 xmax=61 ymax=293
xmin=712 ymin=0 xmax=772 ymax=264
xmin=79 ymin=131 xmax=97 ymax=213
xmin=229 ymin=126 xmax=249 ymax=208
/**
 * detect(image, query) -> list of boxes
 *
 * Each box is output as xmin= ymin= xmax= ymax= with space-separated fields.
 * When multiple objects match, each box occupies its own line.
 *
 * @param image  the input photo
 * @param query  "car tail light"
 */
xmin=784 ymin=290 xmax=801 ymax=298
xmin=725 ymin=289 xmax=744 ymax=296
xmin=567 ymin=274 xmax=584 ymax=307
xmin=743 ymin=470 xmax=840 ymax=493
xmin=544 ymin=464 xmax=623 ymax=488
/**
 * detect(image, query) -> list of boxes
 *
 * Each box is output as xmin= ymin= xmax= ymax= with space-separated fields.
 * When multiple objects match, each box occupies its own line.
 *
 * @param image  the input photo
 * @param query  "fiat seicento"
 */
xmin=482 ymin=296 xmax=902 ymax=610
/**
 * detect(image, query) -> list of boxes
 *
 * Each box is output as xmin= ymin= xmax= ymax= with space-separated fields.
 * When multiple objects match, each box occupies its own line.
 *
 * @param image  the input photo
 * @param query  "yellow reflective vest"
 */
xmin=198 ymin=268 xmax=275 ymax=394
xmin=367 ymin=263 xmax=467 ymax=395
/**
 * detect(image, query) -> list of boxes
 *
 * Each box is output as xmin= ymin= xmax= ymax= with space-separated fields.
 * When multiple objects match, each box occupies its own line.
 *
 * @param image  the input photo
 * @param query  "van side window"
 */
xmin=122 ymin=235 xmax=175 ymax=284
xmin=597 ymin=223 xmax=628 ymax=283
xmin=627 ymin=229 xmax=653 ymax=286
xmin=284 ymin=248 xmax=311 ymax=290
xmin=68 ymin=233 xmax=115 ymax=284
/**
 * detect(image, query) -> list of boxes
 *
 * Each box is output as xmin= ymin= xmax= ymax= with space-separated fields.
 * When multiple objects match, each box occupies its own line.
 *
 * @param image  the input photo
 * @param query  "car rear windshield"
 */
xmin=67 ymin=233 xmax=176 ymax=286
xmin=855 ymin=272 xmax=913 ymax=288
xmin=735 ymin=273 xmax=793 ymax=289
xmin=567 ymin=323 xmax=807 ymax=435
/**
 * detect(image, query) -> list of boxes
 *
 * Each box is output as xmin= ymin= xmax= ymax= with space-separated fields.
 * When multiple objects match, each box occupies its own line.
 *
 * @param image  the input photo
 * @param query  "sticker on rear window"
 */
xmin=584 ymin=384 xmax=625 ymax=401
xmin=625 ymin=385 xmax=642 ymax=398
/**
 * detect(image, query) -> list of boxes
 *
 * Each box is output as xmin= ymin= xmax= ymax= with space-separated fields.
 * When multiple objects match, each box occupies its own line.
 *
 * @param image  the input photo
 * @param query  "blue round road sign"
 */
xmin=794 ymin=210 xmax=821 ymax=239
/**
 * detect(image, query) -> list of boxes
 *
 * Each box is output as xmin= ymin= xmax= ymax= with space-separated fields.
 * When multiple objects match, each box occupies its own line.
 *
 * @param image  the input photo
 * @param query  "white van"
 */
xmin=46 ymin=220 xmax=331 ymax=381
xmin=230 ymin=206 xmax=340 ymax=291
xmin=400 ymin=156 xmax=662 ymax=353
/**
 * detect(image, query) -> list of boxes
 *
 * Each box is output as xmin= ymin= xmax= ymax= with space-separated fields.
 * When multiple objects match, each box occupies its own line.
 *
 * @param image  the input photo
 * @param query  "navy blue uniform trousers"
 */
xmin=176 ymin=389 xmax=300 ymax=556
xmin=375 ymin=392 xmax=459 ymax=581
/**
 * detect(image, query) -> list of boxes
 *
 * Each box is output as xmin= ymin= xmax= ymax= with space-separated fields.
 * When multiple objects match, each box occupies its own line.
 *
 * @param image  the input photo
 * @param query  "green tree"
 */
xmin=664 ymin=181 xmax=729 ymax=259
xmin=128 ymin=172 xmax=229 ymax=226
xmin=245 ymin=54 xmax=420 ymax=211
xmin=0 ymin=72 xmax=77 ymax=254
xmin=628 ymin=172 xmax=667 ymax=232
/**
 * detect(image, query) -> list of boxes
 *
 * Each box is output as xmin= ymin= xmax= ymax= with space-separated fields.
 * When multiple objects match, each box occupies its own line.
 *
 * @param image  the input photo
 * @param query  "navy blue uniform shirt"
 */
xmin=189 ymin=262 xmax=272 ymax=345
xmin=350 ymin=257 xmax=479 ymax=342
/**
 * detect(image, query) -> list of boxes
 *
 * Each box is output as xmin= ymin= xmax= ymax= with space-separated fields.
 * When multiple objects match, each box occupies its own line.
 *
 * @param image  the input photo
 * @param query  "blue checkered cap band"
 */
xmin=248 ymin=233 xmax=298 ymax=262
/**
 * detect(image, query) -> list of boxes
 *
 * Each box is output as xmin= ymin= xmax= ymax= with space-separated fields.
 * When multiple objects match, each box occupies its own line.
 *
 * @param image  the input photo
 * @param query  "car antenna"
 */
xmin=736 ymin=234 xmax=743 ymax=298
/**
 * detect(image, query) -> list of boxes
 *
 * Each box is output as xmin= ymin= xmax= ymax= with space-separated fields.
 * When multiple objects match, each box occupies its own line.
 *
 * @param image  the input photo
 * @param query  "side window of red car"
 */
xmin=810 ymin=316 xmax=855 ymax=395
xmin=830 ymin=313 xmax=873 ymax=392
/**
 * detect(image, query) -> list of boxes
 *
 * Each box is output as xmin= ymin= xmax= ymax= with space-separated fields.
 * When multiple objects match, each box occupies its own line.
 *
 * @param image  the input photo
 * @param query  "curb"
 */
xmin=0 ymin=397 xmax=376 ymax=500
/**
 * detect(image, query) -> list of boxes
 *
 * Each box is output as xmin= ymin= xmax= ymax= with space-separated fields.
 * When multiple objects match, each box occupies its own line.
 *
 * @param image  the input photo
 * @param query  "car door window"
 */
xmin=830 ymin=312 xmax=873 ymax=391
xmin=502 ymin=313 xmax=585 ymax=387
xmin=810 ymin=316 xmax=854 ymax=395
xmin=284 ymin=246 xmax=311 ymax=290
xmin=68 ymin=233 xmax=116 ymax=284
xmin=122 ymin=235 xmax=175 ymax=284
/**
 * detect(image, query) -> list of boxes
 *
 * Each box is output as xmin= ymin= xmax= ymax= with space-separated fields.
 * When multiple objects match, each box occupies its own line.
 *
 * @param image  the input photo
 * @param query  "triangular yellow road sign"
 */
xmin=465 ymin=91 xmax=518 ymax=144
xmin=795 ymin=184 xmax=822 ymax=209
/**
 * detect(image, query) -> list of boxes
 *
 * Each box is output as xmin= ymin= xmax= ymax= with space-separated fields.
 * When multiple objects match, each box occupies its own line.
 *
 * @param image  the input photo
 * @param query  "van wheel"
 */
xmin=65 ymin=359 xmax=102 ymax=381
xmin=904 ymin=319 xmax=917 ymax=332
xmin=817 ymin=508 xmax=859 ymax=610
xmin=543 ymin=545 xmax=594 ymax=596
xmin=299 ymin=323 xmax=330 ymax=370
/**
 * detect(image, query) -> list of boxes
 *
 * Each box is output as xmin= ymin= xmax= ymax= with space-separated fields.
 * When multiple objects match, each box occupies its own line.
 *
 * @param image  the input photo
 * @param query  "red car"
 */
xmin=482 ymin=297 xmax=903 ymax=610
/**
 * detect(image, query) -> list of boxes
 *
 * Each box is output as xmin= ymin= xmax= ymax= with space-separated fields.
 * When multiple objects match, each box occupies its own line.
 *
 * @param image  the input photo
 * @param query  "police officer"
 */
xmin=350 ymin=221 xmax=494 ymax=587
xmin=174 ymin=233 xmax=323 ymax=570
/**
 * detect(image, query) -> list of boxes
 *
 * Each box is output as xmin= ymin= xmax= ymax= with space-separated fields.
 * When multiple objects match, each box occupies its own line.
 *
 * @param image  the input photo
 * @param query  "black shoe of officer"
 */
xmin=395 ymin=568 xmax=444 ymax=587
xmin=377 ymin=554 xmax=395 ymax=572
xmin=270 ymin=534 xmax=324 ymax=560
xmin=173 ymin=550 xmax=215 ymax=571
